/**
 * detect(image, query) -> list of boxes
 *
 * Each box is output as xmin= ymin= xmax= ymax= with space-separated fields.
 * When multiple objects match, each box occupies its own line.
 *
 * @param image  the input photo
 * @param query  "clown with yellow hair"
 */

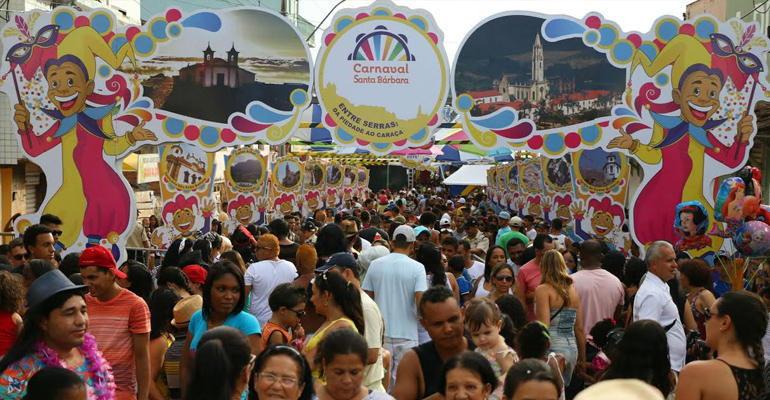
xmin=12 ymin=26 xmax=157 ymax=255
xmin=608 ymin=34 xmax=756 ymax=254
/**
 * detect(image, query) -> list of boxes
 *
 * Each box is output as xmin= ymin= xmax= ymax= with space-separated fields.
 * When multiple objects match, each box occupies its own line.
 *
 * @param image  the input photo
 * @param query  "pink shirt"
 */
xmin=571 ymin=268 xmax=624 ymax=336
xmin=517 ymin=259 xmax=541 ymax=321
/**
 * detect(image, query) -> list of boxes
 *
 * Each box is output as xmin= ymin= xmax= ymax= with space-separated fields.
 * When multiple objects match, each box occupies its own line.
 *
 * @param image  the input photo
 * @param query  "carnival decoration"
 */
xmin=1 ymin=6 xmax=312 ymax=262
xmin=712 ymin=166 xmax=770 ymax=257
xmin=221 ymin=147 xmax=268 ymax=236
xmin=515 ymin=157 xmax=546 ymax=219
xmin=301 ymin=160 xmax=326 ymax=216
xmin=569 ymin=148 xmax=631 ymax=253
xmin=342 ymin=166 xmax=358 ymax=201
xmin=153 ymin=144 xmax=217 ymax=249
xmin=674 ymin=201 xmax=712 ymax=252
xmin=325 ymin=160 xmax=345 ymax=209
xmin=540 ymin=155 xmax=577 ymax=242
xmin=504 ymin=163 xmax=520 ymax=214
xmin=314 ymin=0 xmax=450 ymax=154
xmin=356 ymin=168 xmax=370 ymax=199
xmin=271 ymin=156 xmax=303 ymax=214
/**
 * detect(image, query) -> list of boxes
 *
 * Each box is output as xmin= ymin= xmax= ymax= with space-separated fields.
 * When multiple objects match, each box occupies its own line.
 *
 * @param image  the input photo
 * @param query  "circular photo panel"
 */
xmin=343 ymin=167 xmax=357 ymax=186
xmin=357 ymin=169 xmax=367 ymax=184
xmin=304 ymin=162 xmax=325 ymax=189
xmin=326 ymin=164 xmax=343 ymax=186
xmin=576 ymin=148 xmax=625 ymax=193
xmin=508 ymin=165 xmax=519 ymax=189
xmin=162 ymin=143 xmax=213 ymax=191
xmin=520 ymin=161 xmax=543 ymax=193
xmin=544 ymin=156 xmax=572 ymax=191
xmin=274 ymin=159 xmax=303 ymax=191
xmin=227 ymin=149 xmax=265 ymax=191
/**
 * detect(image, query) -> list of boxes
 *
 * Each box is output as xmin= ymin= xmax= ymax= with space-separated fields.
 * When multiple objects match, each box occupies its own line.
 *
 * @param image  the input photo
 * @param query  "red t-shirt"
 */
xmin=86 ymin=289 xmax=150 ymax=400
xmin=0 ymin=311 xmax=17 ymax=356
xmin=517 ymin=259 xmax=541 ymax=322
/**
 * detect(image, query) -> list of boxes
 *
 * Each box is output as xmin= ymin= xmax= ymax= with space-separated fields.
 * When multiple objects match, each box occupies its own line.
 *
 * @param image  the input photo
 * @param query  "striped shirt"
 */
xmin=164 ymin=333 xmax=186 ymax=400
xmin=86 ymin=289 xmax=151 ymax=400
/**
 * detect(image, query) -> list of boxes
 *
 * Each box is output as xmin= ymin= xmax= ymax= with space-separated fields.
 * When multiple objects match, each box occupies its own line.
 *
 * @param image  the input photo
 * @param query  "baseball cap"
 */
xmin=463 ymin=217 xmax=478 ymax=228
xmin=183 ymin=265 xmax=208 ymax=285
xmin=509 ymin=216 xmax=524 ymax=227
xmin=499 ymin=211 xmax=511 ymax=220
xmin=536 ymin=221 xmax=550 ymax=230
xmin=574 ymin=379 xmax=664 ymax=400
xmin=458 ymin=198 xmax=466 ymax=204
xmin=393 ymin=225 xmax=416 ymax=243
xmin=440 ymin=216 xmax=451 ymax=226
xmin=301 ymin=221 xmax=317 ymax=232
xmin=315 ymin=252 xmax=359 ymax=273
xmin=79 ymin=246 xmax=126 ymax=279
xmin=414 ymin=226 xmax=431 ymax=238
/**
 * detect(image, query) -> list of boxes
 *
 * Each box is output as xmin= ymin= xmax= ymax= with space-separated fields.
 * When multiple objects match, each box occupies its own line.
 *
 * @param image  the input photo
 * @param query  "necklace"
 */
xmin=34 ymin=333 xmax=116 ymax=400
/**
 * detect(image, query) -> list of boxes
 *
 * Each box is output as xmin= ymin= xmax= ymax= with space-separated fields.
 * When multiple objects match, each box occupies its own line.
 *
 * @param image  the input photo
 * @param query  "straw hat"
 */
xmin=574 ymin=379 xmax=664 ymax=400
xmin=171 ymin=295 xmax=203 ymax=328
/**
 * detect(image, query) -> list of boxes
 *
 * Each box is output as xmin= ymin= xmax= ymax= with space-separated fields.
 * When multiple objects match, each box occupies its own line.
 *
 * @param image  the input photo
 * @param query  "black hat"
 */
xmin=315 ymin=252 xmax=359 ymax=273
xmin=301 ymin=221 xmax=317 ymax=232
xmin=463 ymin=217 xmax=478 ymax=228
xmin=26 ymin=270 xmax=87 ymax=310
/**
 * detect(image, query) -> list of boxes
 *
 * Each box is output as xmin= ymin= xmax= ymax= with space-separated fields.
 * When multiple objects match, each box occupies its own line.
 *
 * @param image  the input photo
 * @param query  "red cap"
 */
xmin=79 ymin=246 xmax=127 ymax=279
xmin=183 ymin=265 xmax=208 ymax=285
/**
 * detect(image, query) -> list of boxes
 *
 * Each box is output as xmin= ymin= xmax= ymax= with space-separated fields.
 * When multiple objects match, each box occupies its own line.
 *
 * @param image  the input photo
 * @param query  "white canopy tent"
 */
xmin=443 ymin=165 xmax=493 ymax=186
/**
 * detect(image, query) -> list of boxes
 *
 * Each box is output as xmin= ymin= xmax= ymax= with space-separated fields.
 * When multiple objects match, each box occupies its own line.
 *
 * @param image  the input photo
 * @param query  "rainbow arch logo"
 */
xmin=348 ymin=26 xmax=416 ymax=61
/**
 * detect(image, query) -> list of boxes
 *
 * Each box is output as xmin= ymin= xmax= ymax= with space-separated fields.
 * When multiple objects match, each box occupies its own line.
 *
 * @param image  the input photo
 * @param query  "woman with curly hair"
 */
xmin=0 ymin=271 xmax=23 ymax=356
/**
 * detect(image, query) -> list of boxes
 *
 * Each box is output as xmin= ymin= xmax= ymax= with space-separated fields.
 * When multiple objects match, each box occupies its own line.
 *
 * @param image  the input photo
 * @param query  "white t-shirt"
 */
xmin=466 ymin=261 xmax=485 ymax=283
xmin=362 ymin=253 xmax=428 ymax=341
xmin=361 ymin=292 xmax=385 ymax=389
xmin=244 ymin=259 xmax=297 ymax=327
xmin=527 ymin=229 xmax=537 ymax=240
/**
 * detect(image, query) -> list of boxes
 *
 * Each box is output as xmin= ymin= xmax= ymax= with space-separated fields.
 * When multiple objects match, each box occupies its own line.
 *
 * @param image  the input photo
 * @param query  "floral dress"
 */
xmin=0 ymin=352 xmax=108 ymax=399
xmin=476 ymin=346 xmax=518 ymax=400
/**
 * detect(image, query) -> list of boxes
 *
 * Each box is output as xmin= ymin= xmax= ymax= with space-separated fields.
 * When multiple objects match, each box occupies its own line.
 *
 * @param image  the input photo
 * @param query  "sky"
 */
xmin=143 ymin=0 xmax=694 ymax=62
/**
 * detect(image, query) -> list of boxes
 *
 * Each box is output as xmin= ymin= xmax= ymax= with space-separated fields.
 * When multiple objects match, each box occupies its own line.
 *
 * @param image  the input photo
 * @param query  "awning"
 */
xmin=443 ymin=165 xmax=493 ymax=186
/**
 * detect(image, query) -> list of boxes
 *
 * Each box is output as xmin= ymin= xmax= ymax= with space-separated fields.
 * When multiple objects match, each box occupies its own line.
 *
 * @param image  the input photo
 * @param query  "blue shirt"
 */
xmin=188 ymin=310 xmax=261 ymax=351
xmin=496 ymin=226 xmax=511 ymax=244
xmin=456 ymin=276 xmax=472 ymax=307
xmin=713 ymin=279 xmax=749 ymax=298
xmin=362 ymin=252 xmax=428 ymax=340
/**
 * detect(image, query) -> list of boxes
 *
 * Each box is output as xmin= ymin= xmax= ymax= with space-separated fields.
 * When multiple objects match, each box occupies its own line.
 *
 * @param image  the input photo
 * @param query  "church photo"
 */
xmin=454 ymin=14 xmax=626 ymax=130
xmin=129 ymin=8 xmax=312 ymax=124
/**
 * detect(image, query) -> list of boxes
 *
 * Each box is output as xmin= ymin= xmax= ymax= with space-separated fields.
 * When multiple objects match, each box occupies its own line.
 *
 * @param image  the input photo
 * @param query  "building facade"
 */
xmin=498 ymin=34 xmax=550 ymax=103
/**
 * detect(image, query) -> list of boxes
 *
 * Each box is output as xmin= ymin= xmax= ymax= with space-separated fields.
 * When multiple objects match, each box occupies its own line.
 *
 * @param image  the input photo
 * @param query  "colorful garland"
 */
xmin=34 ymin=333 xmax=116 ymax=400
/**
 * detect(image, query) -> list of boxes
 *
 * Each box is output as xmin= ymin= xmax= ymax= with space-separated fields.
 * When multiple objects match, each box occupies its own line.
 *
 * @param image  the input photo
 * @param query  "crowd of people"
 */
xmin=0 ymin=187 xmax=767 ymax=400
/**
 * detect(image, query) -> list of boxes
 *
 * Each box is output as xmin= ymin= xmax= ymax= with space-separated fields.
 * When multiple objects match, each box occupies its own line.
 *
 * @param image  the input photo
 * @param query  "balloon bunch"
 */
xmin=711 ymin=166 xmax=770 ymax=257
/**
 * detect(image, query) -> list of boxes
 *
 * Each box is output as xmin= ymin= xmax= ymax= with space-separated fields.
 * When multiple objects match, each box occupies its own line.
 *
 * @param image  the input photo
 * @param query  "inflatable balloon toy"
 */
xmin=733 ymin=221 xmax=770 ymax=257
xmin=674 ymin=201 xmax=711 ymax=252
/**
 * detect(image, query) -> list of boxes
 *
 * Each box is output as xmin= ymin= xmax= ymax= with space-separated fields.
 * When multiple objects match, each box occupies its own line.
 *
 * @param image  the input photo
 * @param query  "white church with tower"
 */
xmin=178 ymin=43 xmax=256 ymax=88
xmin=497 ymin=33 xmax=550 ymax=103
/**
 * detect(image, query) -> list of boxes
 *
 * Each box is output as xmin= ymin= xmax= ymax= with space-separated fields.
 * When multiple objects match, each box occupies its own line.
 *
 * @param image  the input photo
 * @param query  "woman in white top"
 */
xmin=472 ymin=246 xmax=508 ymax=298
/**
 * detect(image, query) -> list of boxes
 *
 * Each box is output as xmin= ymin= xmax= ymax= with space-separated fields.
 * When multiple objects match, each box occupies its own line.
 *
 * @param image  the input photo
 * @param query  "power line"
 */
xmin=742 ymin=0 xmax=770 ymax=19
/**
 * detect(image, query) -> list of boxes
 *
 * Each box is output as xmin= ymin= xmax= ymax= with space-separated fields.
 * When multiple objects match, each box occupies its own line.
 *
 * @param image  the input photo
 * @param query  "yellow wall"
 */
xmin=1 ymin=168 xmax=11 ymax=234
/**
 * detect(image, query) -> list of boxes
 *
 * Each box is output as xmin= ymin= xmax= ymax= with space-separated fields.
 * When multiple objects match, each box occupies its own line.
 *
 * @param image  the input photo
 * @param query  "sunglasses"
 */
xmin=13 ymin=253 xmax=29 ymax=261
xmin=52 ymin=230 xmax=63 ymax=236
xmin=495 ymin=275 xmax=514 ymax=283
xmin=286 ymin=308 xmax=306 ymax=318
xmin=704 ymin=307 xmax=721 ymax=321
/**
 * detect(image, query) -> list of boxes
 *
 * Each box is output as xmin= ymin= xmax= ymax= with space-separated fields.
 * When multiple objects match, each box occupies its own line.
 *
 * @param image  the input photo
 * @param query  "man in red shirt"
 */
xmin=80 ymin=247 xmax=151 ymax=400
xmin=514 ymin=234 xmax=555 ymax=321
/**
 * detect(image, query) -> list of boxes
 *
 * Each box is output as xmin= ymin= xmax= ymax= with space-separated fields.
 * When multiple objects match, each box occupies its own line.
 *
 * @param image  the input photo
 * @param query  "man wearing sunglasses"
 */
xmin=40 ymin=213 xmax=65 ymax=253
xmin=317 ymin=252 xmax=386 ymax=392
xmin=8 ymin=238 xmax=28 ymax=270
